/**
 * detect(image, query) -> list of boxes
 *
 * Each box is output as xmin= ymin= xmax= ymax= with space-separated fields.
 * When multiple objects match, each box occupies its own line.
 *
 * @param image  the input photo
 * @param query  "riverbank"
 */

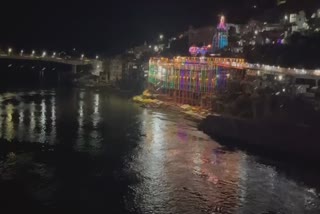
xmin=133 ymin=90 xmax=320 ymax=162
xmin=132 ymin=90 xmax=211 ymax=120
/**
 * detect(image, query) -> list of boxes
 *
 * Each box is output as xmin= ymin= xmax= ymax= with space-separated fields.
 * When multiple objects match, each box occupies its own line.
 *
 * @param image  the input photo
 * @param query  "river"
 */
xmin=0 ymin=88 xmax=320 ymax=213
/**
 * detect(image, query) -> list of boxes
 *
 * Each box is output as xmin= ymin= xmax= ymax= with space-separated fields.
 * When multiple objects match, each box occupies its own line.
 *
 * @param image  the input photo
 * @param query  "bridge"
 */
xmin=0 ymin=54 xmax=103 ymax=75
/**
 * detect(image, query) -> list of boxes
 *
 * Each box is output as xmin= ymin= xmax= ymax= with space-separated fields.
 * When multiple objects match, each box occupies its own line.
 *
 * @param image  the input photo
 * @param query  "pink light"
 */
xmin=217 ymin=15 xmax=227 ymax=30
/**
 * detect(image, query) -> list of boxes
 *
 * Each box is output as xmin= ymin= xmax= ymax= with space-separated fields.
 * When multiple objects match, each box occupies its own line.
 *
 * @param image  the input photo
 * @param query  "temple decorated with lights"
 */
xmin=212 ymin=15 xmax=228 ymax=53
xmin=148 ymin=57 xmax=246 ymax=107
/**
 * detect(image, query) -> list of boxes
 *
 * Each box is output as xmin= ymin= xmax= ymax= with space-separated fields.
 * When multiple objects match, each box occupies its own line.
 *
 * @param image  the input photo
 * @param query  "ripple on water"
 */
xmin=0 ymin=89 xmax=319 ymax=213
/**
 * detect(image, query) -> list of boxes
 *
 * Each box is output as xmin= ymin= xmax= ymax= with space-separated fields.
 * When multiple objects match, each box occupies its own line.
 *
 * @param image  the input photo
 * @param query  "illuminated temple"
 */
xmin=212 ymin=16 xmax=228 ymax=53
xmin=148 ymin=57 xmax=246 ymax=107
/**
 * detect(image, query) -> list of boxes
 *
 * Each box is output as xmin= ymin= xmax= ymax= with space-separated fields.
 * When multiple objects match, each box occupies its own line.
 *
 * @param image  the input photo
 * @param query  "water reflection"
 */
xmin=39 ymin=99 xmax=46 ymax=143
xmin=17 ymin=103 xmax=25 ymax=141
xmin=128 ymin=109 xmax=320 ymax=213
xmin=29 ymin=102 xmax=36 ymax=142
xmin=0 ymin=90 xmax=319 ymax=213
xmin=50 ymin=97 xmax=56 ymax=144
xmin=76 ymin=91 xmax=85 ymax=149
xmin=5 ymin=104 xmax=14 ymax=141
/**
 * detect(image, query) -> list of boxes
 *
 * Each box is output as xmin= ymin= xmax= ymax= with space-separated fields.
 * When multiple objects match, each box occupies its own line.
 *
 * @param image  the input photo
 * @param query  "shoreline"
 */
xmin=133 ymin=90 xmax=320 ymax=163
xmin=132 ymin=92 xmax=211 ymax=120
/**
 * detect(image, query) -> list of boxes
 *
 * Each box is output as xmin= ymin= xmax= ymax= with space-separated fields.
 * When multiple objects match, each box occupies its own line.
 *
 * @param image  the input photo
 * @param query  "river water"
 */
xmin=0 ymin=88 xmax=320 ymax=213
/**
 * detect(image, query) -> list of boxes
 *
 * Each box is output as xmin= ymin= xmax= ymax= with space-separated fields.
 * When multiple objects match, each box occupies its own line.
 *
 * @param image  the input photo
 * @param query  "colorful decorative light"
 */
xmin=217 ymin=15 xmax=227 ymax=31
xmin=189 ymin=46 xmax=199 ymax=56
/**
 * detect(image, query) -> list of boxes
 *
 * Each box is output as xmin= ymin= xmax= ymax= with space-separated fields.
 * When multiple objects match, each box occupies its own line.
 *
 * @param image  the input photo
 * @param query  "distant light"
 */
xmin=149 ymin=45 xmax=152 ymax=48
xmin=31 ymin=50 xmax=35 ymax=56
xmin=279 ymin=75 xmax=283 ymax=81
xmin=8 ymin=48 xmax=12 ymax=54
xmin=52 ymin=52 xmax=56 ymax=58
xmin=96 ymin=55 xmax=99 ymax=59
xmin=20 ymin=50 xmax=24 ymax=55
xmin=159 ymin=34 xmax=164 ymax=40
xmin=42 ymin=51 xmax=46 ymax=57
xmin=154 ymin=46 xmax=159 ymax=52
xmin=81 ymin=54 xmax=84 ymax=59
xmin=254 ymin=30 xmax=258 ymax=35
xmin=284 ymin=15 xmax=288 ymax=20
xmin=253 ymin=5 xmax=257 ymax=8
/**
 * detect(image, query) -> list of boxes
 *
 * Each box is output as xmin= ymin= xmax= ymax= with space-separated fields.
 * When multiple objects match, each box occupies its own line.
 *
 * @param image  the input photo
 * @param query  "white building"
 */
xmin=289 ymin=11 xmax=309 ymax=32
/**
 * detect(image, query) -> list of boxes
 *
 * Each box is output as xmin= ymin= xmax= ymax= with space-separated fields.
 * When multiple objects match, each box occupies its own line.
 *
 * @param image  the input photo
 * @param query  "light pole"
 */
xmin=8 ymin=48 xmax=12 ymax=55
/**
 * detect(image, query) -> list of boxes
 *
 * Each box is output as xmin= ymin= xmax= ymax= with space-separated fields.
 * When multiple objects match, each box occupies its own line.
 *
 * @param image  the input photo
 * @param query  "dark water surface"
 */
xmin=0 ymin=89 xmax=320 ymax=214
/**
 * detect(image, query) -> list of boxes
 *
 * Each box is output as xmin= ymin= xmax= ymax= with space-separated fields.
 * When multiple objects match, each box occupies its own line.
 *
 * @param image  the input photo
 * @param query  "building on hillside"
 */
xmin=108 ymin=56 xmax=123 ymax=82
xmin=212 ymin=16 xmax=229 ymax=52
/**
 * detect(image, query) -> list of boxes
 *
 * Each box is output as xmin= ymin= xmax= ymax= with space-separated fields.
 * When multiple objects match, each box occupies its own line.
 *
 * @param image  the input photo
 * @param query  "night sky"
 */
xmin=0 ymin=0 xmax=317 ymax=55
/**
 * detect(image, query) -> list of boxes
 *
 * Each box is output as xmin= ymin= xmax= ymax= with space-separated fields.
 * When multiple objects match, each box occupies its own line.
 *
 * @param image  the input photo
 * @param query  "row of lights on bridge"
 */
xmin=6 ymin=48 xmax=99 ymax=60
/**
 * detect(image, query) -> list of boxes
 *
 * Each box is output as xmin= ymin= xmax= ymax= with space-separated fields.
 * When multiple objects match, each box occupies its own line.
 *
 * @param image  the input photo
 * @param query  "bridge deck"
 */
xmin=0 ymin=54 xmax=101 ymax=66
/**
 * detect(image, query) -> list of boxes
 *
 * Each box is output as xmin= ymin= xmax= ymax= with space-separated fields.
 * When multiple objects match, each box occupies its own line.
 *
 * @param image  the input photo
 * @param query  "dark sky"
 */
xmin=0 ymin=0 xmax=316 ymax=55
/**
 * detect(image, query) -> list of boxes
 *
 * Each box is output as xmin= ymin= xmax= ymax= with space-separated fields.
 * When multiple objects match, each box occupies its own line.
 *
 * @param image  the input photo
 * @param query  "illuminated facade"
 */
xmin=148 ymin=57 xmax=245 ymax=107
xmin=212 ymin=16 xmax=228 ymax=53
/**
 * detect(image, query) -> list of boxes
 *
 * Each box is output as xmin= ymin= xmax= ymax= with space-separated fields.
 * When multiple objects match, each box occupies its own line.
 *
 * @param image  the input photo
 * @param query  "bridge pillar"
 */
xmin=72 ymin=65 xmax=77 ymax=74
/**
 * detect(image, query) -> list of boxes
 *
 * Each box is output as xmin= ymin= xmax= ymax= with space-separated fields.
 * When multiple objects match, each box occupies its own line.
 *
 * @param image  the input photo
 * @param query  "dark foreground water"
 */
xmin=0 ymin=89 xmax=320 ymax=214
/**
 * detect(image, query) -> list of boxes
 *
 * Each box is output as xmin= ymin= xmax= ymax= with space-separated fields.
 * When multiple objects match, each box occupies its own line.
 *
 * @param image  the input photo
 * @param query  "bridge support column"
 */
xmin=72 ymin=65 xmax=77 ymax=74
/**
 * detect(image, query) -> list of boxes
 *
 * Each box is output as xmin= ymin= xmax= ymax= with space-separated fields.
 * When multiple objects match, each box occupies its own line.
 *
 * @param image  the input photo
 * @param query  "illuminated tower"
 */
xmin=212 ymin=16 xmax=228 ymax=53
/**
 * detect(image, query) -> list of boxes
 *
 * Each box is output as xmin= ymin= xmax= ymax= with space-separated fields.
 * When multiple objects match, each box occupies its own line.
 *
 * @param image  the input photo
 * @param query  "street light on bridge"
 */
xmin=31 ymin=50 xmax=35 ymax=57
xmin=81 ymin=54 xmax=84 ymax=60
xmin=96 ymin=55 xmax=99 ymax=60
xmin=42 ymin=51 xmax=46 ymax=58
xmin=20 ymin=50 xmax=24 ymax=56
xmin=8 ymin=48 xmax=12 ymax=55
xmin=52 ymin=52 xmax=56 ymax=58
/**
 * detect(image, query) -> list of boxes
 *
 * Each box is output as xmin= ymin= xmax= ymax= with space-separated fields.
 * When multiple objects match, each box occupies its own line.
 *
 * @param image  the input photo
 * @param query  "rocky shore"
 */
xmin=133 ymin=90 xmax=211 ymax=120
